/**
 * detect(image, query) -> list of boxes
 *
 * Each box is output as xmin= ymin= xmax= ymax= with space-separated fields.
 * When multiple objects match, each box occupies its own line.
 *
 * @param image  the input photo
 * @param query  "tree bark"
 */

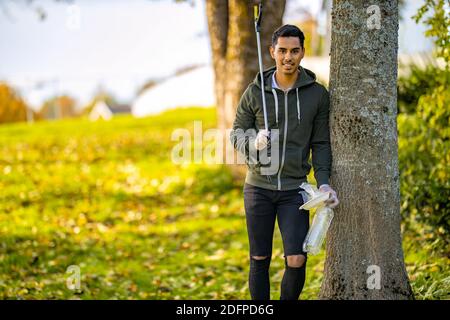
xmin=320 ymin=0 xmax=413 ymax=299
xmin=206 ymin=0 xmax=285 ymax=133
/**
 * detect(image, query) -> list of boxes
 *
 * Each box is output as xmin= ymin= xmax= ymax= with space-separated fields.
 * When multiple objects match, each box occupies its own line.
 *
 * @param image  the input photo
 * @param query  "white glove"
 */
xmin=319 ymin=184 xmax=339 ymax=209
xmin=254 ymin=129 xmax=270 ymax=151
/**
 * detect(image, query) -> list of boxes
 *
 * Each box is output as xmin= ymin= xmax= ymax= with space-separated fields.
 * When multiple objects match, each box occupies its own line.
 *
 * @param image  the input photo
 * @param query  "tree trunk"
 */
xmin=320 ymin=0 xmax=414 ymax=299
xmin=206 ymin=0 xmax=285 ymax=133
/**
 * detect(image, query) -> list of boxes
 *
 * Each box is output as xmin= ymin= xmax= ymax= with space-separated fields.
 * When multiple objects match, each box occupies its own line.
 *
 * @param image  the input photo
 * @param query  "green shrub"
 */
xmin=398 ymin=82 xmax=450 ymax=251
xmin=397 ymin=63 xmax=445 ymax=114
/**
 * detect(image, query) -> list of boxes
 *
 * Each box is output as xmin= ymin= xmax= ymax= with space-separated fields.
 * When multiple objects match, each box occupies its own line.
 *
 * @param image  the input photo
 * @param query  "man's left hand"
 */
xmin=319 ymin=184 xmax=339 ymax=209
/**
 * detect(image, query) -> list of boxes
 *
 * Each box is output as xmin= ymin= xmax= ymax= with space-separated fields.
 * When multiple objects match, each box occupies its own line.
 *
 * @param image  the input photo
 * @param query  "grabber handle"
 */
xmin=254 ymin=3 xmax=262 ymax=32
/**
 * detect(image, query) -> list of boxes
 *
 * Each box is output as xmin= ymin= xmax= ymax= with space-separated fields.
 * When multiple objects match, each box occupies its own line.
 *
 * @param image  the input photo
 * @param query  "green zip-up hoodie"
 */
xmin=230 ymin=65 xmax=331 ymax=191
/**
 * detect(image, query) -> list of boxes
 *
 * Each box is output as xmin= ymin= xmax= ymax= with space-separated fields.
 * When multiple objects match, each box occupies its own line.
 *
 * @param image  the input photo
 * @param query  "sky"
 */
xmin=0 ymin=0 xmax=433 ymax=110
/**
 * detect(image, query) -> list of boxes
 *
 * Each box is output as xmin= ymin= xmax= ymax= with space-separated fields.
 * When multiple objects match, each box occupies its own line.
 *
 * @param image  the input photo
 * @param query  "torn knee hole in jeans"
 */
xmin=251 ymin=256 xmax=269 ymax=260
xmin=285 ymin=254 xmax=306 ymax=268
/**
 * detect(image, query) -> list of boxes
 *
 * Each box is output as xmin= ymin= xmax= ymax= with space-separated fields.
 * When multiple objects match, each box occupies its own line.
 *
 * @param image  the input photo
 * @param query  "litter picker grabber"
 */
xmin=254 ymin=3 xmax=271 ymax=158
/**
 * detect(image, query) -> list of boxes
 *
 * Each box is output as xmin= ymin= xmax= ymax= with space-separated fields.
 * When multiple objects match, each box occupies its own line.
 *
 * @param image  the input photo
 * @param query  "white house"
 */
xmin=89 ymin=100 xmax=113 ymax=121
xmin=131 ymin=65 xmax=215 ymax=117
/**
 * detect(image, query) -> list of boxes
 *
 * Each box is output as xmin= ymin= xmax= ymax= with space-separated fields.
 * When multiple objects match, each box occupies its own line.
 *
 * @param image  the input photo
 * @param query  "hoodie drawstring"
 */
xmin=271 ymin=89 xmax=279 ymax=125
xmin=296 ymin=88 xmax=301 ymax=123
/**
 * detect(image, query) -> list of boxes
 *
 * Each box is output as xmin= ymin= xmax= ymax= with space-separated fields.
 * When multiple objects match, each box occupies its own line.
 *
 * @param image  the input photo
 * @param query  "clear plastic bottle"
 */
xmin=303 ymin=206 xmax=334 ymax=255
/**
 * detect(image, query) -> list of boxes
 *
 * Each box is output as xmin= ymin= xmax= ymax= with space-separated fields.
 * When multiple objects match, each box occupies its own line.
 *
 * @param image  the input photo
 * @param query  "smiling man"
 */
xmin=230 ymin=24 xmax=339 ymax=300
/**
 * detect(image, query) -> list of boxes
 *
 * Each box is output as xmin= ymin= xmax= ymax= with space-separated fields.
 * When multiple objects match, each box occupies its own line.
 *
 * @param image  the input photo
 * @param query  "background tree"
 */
xmin=39 ymin=95 xmax=78 ymax=119
xmin=206 ymin=0 xmax=286 ymax=133
xmin=320 ymin=0 xmax=414 ymax=299
xmin=0 ymin=82 xmax=30 ymax=124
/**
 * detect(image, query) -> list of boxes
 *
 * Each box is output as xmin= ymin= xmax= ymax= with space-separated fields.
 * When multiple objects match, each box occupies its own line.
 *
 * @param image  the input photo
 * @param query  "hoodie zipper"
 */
xmin=261 ymin=68 xmax=310 ymax=189
xmin=277 ymin=89 xmax=290 ymax=191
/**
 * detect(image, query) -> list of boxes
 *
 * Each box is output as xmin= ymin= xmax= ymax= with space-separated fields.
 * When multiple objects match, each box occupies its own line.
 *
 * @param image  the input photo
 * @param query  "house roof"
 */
xmin=110 ymin=104 xmax=131 ymax=114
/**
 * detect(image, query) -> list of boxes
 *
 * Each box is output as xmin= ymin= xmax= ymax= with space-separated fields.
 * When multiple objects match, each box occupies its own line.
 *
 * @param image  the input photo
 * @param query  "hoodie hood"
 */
xmin=252 ymin=65 xmax=317 ymax=128
xmin=253 ymin=65 xmax=317 ymax=91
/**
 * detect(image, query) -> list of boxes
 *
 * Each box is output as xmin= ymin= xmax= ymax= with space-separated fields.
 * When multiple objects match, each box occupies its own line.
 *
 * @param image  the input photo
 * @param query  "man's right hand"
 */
xmin=254 ymin=129 xmax=270 ymax=151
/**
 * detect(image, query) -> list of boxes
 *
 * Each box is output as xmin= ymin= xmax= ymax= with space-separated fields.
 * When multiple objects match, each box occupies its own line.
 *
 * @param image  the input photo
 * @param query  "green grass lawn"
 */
xmin=0 ymin=108 xmax=448 ymax=299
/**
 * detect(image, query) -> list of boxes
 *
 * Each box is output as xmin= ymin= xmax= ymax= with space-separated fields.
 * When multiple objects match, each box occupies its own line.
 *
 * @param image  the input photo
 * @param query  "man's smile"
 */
xmin=283 ymin=62 xmax=294 ymax=67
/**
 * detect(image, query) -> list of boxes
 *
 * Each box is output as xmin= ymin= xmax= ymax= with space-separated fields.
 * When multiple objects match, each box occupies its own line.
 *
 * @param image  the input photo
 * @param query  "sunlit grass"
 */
xmin=0 ymin=107 xmax=448 ymax=299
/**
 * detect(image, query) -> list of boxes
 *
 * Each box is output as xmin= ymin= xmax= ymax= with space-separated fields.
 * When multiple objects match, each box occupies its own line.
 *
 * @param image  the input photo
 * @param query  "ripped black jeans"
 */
xmin=243 ymin=183 xmax=309 ymax=300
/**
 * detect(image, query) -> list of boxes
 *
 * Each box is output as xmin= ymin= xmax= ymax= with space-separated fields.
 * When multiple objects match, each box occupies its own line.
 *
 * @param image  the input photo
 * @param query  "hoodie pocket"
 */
xmin=246 ymin=157 xmax=261 ymax=173
xmin=281 ymin=147 xmax=303 ymax=178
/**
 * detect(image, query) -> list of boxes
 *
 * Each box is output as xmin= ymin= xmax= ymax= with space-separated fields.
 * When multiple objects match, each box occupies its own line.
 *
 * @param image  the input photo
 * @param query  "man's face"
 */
xmin=270 ymin=36 xmax=304 ymax=75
